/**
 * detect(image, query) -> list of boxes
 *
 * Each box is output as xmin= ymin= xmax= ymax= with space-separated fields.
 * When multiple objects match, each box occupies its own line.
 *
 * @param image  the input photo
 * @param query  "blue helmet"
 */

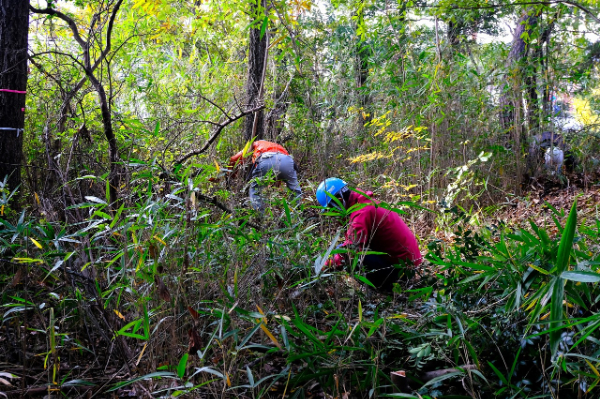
xmin=316 ymin=177 xmax=348 ymax=207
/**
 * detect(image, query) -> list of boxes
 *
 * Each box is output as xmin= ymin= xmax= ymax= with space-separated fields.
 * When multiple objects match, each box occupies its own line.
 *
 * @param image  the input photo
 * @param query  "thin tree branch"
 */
xmin=101 ymin=0 xmax=124 ymax=61
xmin=30 ymin=50 xmax=87 ymax=71
xmin=29 ymin=5 xmax=88 ymax=49
xmin=197 ymin=94 xmax=232 ymax=119
xmin=175 ymin=105 xmax=265 ymax=165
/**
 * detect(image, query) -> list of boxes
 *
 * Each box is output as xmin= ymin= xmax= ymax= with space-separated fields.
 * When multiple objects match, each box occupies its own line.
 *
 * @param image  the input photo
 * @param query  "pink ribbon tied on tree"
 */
xmin=0 ymin=89 xmax=26 ymax=94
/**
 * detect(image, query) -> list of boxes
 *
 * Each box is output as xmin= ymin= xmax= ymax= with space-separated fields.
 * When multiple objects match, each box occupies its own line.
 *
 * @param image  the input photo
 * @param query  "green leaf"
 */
xmin=550 ymin=201 xmax=577 ymax=355
xmin=84 ymin=196 xmax=107 ymax=205
xmin=355 ymin=275 xmax=377 ymax=289
xmin=62 ymin=379 xmax=96 ymax=387
xmin=177 ymin=353 xmax=189 ymax=379
xmin=259 ymin=16 xmax=268 ymax=39
xmin=556 ymin=201 xmax=577 ymax=274
xmin=550 ymin=277 xmax=565 ymax=356
xmin=560 ymin=271 xmax=600 ymax=283
xmin=487 ymin=361 xmax=508 ymax=385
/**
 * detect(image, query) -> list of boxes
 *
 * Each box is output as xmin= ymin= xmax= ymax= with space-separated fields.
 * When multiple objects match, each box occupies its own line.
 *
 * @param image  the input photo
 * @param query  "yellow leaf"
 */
xmin=586 ymin=359 xmax=600 ymax=377
xmin=178 ymin=47 xmax=182 ymax=60
xmin=114 ymin=310 xmax=125 ymax=320
xmin=358 ymin=300 xmax=362 ymax=322
xmin=214 ymin=159 xmax=220 ymax=172
xmin=256 ymin=304 xmax=266 ymax=320
xmin=525 ymin=297 xmax=538 ymax=311
xmin=226 ymin=373 xmax=231 ymax=387
xmin=387 ymin=313 xmax=408 ymax=319
xmin=12 ymin=257 xmax=43 ymax=264
xmin=153 ymin=235 xmax=167 ymax=246
xmin=242 ymin=138 xmax=256 ymax=158
xmin=1 ymin=205 xmax=4 ymax=216
xmin=35 ymin=192 xmax=41 ymax=206
xmin=540 ymin=312 xmax=550 ymax=320
xmin=259 ymin=322 xmax=282 ymax=349
xmin=268 ymin=34 xmax=286 ymax=49
xmin=136 ymin=343 xmax=148 ymax=366
xmin=136 ymin=253 xmax=144 ymax=272
xmin=528 ymin=264 xmax=549 ymax=275
xmin=30 ymin=237 xmax=43 ymax=249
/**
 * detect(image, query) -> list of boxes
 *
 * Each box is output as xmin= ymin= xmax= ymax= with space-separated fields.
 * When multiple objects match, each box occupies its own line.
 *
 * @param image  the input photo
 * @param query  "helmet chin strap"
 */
xmin=339 ymin=186 xmax=350 ymax=209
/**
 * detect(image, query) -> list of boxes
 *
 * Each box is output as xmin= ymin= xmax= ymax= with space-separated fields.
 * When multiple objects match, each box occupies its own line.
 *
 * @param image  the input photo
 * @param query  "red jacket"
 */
xmin=342 ymin=190 xmax=422 ymax=266
xmin=229 ymin=140 xmax=290 ymax=166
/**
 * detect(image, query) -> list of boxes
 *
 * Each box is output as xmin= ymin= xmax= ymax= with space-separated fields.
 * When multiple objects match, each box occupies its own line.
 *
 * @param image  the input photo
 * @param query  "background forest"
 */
xmin=2 ymin=0 xmax=600 ymax=397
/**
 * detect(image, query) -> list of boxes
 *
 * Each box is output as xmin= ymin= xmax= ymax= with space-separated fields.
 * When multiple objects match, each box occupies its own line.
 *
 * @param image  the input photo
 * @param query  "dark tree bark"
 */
xmin=0 ymin=0 xmax=29 ymax=196
xmin=243 ymin=0 xmax=268 ymax=142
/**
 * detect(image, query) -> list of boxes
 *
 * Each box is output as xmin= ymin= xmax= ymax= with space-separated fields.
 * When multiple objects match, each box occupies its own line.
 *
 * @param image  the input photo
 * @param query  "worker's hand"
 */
xmin=326 ymin=253 xmax=345 ymax=270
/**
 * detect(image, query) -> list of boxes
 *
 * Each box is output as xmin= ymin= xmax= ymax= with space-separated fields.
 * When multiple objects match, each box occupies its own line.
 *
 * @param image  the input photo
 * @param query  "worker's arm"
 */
xmin=326 ymin=208 xmax=373 ymax=270
xmin=229 ymin=150 xmax=246 ymax=167
xmin=344 ymin=208 xmax=373 ymax=250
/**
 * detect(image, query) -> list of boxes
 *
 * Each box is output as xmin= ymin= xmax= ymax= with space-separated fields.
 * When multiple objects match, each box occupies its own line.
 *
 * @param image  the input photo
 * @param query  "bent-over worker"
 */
xmin=230 ymin=140 xmax=302 ymax=211
xmin=316 ymin=177 xmax=422 ymax=292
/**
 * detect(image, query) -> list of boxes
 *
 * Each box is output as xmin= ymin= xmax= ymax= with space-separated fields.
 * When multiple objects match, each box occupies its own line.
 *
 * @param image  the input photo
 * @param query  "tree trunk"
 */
xmin=243 ymin=0 xmax=268 ymax=142
xmin=526 ymin=21 xmax=554 ymax=135
xmin=447 ymin=20 xmax=461 ymax=48
xmin=355 ymin=2 xmax=372 ymax=134
xmin=499 ymin=10 xmax=540 ymax=132
xmin=265 ymin=52 xmax=290 ymax=141
xmin=0 ymin=0 xmax=29 ymax=197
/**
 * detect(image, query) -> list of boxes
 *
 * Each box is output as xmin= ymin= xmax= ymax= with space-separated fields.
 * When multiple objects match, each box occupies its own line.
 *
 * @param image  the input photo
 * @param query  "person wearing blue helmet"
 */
xmin=316 ymin=177 xmax=350 ymax=209
xmin=316 ymin=177 xmax=423 ymax=292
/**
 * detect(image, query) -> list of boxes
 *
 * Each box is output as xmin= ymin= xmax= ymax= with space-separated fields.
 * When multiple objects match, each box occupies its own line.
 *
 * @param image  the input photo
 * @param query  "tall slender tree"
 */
xmin=243 ymin=0 xmax=268 ymax=142
xmin=499 ymin=10 xmax=540 ymax=133
xmin=0 ymin=0 xmax=29 ymax=196
xmin=355 ymin=0 xmax=372 ymax=133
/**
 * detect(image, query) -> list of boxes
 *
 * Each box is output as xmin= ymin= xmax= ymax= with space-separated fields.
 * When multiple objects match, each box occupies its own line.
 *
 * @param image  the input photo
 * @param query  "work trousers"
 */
xmin=249 ymin=153 xmax=302 ymax=211
xmin=359 ymin=254 xmax=414 ymax=293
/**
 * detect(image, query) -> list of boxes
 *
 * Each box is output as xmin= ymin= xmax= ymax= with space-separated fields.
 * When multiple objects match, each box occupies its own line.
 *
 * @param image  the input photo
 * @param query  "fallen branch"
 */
xmin=175 ymin=104 xmax=265 ymax=165
xmin=196 ymin=192 xmax=262 ymax=230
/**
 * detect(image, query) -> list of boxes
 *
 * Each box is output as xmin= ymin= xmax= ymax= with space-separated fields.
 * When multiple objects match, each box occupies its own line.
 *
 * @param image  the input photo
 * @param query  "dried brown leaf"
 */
xmin=188 ymin=306 xmax=199 ymax=320
xmin=188 ymin=328 xmax=202 ymax=355
xmin=154 ymin=275 xmax=171 ymax=303
xmin=149 ymin=243 xmax=158 ymax=260
xmin=11 ymin=267 xmax=24 ymax=287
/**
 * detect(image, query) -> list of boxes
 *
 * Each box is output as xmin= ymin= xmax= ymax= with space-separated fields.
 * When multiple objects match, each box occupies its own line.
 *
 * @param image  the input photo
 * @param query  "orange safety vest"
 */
xmin=230 ymin=140 xmax=290 ymax=165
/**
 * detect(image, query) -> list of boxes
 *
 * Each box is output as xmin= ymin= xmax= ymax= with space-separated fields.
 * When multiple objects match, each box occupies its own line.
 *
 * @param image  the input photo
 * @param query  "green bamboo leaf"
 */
xmin=549 ymin=201 xmax=577 ymax=356
xmin=177 ymin=353 xmax=189 ymax=379
xmin=550 ymin=277 xmax=565 ymax=356
xmin=487 ymin=361 xmax=508 ymax=385
xmin=355 ymin=275 xmax=376 ymax=289
xmin=556 ymin=201 xmax=577 ymax=274
xmin=560 ymin=271 xmax=600 ymax=283
xmin=259 ymin=16 xmax=268 ymax=39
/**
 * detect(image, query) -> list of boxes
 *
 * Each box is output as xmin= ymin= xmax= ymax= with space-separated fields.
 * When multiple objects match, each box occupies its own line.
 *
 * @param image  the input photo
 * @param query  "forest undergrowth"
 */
xmin=1 ymin=167 xmax=600 ymax=399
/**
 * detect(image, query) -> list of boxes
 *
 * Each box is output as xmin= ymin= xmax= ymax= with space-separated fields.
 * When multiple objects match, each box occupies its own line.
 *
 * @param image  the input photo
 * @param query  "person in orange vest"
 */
xmin=229 ymin=140 xmax=302 ymax=211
